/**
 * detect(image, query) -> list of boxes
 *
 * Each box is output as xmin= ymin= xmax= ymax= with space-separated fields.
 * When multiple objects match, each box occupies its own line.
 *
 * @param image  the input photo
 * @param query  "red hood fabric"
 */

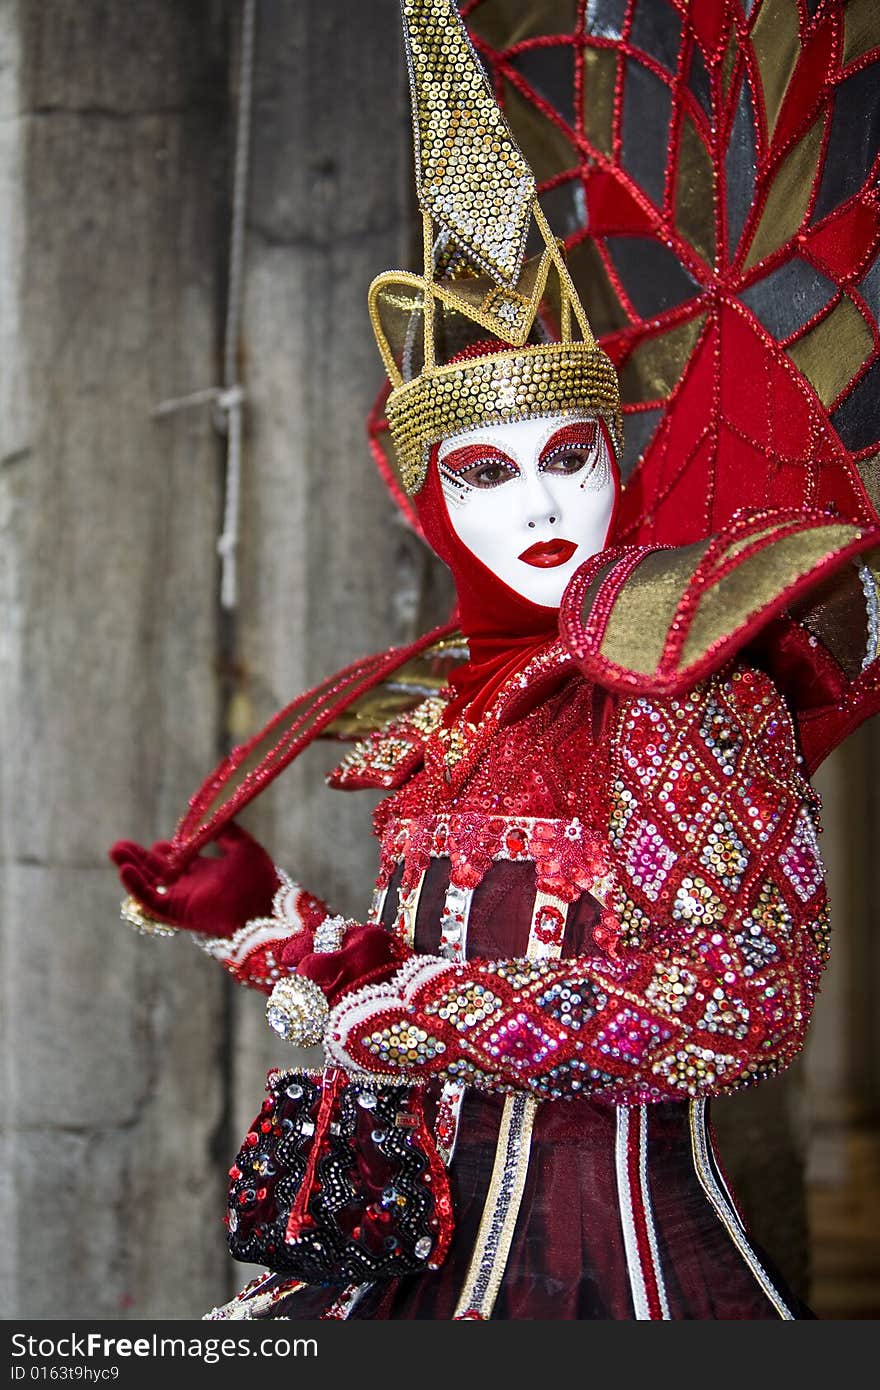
xmin=415 ymin=424 xmax=619 ymax=724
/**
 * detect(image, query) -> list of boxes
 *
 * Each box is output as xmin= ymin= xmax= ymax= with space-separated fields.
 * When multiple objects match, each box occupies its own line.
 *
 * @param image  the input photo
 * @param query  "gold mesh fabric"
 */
xmin=619 ymin=316 xmax=706 ymax=405
xmin=371 ymin=255 xmax=551 ymax=373
xmin=857 ymin=454 xmax=880 ymax=514
xmin=675 ymin=115 xmax=715 ymax=266
xmin=750 ymin=0 xmax=800 ymax=138
xmin=582 ymin=46 xmax=617 ymax=159
xmin=787 ymin=297 xmax=874 ymax=406
xmin=467 ymin=0 xmax=578 ymax=48
xmin=325 ymin=635 xmax=468 ymax=737
xmin=592 ymin=524 xmax=864 ymax=681
xmin=386 ymin=342 xmax=623 ymax=494
xmin=795 ymin=567 xmax=872 ymax=681
xmin=680 ymin=524 xmax=860 ymax=666
xmin=843 ymin=0 xmax=879 ymax=65
xmin=502 ymin=77 xmax=579 ymax=185
xmin=743 ymin=118 xmax=825 ymax=271
xmin=598 ymin=542 xmax=710 ymax=676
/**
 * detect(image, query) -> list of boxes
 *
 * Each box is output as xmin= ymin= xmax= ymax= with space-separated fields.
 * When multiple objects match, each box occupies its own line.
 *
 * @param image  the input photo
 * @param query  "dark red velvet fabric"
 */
xmin=226 ymin=1091 xmax=812 ymax=1319
xmin=109 ymin=823 xmax=280 ymax=937
xmin=283 ymin=925 xmax=411 ymax=1007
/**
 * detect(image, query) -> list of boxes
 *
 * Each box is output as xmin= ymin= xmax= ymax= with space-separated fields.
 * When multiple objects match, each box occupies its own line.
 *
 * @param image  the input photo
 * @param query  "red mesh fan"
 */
xmin=371 ymin=0 xmax=880 ymax=548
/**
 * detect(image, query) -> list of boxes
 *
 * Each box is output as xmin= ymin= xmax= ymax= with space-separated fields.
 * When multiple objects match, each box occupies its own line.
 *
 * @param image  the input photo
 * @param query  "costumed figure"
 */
xmin=111 ymin=0 xmax=880 ymax=1320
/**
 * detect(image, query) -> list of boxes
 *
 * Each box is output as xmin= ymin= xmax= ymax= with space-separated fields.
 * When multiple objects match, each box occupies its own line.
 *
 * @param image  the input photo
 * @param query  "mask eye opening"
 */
xmin=439 ymin=444 xmax=521 ymax=490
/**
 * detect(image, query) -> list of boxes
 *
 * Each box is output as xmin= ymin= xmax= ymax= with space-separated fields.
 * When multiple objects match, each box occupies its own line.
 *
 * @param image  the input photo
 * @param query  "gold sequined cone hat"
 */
xmin=370 ymin=0 xmax=622 ymax=497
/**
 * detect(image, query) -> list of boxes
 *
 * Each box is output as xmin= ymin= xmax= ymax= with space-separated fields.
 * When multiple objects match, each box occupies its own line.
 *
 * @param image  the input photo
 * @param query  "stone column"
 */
xmin=0 ymin=1 xmax=230 ymax=1319
xmin=802 ymin=722 xmax=880 ymax=1315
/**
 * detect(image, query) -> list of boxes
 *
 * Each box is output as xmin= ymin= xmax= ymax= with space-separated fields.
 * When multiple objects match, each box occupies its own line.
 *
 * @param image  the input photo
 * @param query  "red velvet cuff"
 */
xmin=284 ymin=926 xmax=411 ymax=1007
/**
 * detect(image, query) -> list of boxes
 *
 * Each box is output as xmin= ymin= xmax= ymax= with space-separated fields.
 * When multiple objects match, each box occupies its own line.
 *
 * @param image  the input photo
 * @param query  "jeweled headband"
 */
xmin=370 ymin=0 xmax=622 ymax=497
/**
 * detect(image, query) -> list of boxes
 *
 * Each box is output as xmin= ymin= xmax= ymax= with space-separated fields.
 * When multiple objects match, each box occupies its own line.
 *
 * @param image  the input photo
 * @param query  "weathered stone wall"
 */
xmin=0 ymin=0 xmax=233 ymax=1319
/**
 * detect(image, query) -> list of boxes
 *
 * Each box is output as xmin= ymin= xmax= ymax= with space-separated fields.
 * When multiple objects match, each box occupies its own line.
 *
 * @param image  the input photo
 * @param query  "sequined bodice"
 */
xmin=374 ymin=673 xmax=610 ymax=837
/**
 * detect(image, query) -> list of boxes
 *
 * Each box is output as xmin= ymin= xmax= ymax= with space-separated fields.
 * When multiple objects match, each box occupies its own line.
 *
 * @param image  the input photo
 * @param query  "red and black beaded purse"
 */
xmin=226 ymin=1067 xmax=454 ymax=1282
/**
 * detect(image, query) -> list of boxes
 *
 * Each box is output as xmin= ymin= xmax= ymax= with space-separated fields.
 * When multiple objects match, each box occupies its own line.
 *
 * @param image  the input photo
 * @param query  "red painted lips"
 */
xmin=518 ymin=539 xmax=578 ymax=568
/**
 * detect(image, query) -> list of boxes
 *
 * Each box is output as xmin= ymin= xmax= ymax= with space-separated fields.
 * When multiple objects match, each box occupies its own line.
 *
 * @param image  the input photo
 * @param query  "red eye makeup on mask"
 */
xmin=439 ymin=442 xmax=520 ymax=489
xmin=539 ymin=421 xmax=598 ymax=476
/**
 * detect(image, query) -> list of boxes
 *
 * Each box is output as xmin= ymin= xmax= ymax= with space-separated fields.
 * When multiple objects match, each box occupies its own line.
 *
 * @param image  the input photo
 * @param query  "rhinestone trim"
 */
xmin=858 ymin=558 xmax=879 ymax=670
xmin=689 ymin=1099 xmax=794 ymax=1320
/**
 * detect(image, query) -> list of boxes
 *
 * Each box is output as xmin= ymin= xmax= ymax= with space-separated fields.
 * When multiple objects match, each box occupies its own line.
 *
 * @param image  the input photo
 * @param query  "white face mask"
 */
xmin=437 ymin=413 xmax=617 ymax=608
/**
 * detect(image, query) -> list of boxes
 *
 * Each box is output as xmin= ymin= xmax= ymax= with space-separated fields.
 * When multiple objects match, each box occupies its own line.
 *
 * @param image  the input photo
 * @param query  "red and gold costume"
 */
xmin=113 ymin=0 xmax=880 ymax=1320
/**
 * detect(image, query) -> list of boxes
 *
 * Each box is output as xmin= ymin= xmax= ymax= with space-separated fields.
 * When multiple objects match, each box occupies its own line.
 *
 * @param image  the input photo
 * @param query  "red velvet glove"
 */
xmin=280 ymin=924 xmax=412 ymax=1007
xmin=109 ymin=823 xmax=279 ymax=939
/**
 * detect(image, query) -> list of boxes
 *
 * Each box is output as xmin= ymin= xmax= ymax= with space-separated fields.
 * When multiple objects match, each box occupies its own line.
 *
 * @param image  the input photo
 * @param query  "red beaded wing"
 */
xmin=454 ymin=0 xmax=880 ymax=541
xmin=372 ymin=0 xmax=880 ymax=537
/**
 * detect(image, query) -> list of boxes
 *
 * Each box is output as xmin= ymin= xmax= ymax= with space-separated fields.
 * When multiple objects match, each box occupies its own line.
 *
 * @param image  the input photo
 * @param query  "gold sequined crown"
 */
xmin=369 ymin=0 xmax=622 ymax=496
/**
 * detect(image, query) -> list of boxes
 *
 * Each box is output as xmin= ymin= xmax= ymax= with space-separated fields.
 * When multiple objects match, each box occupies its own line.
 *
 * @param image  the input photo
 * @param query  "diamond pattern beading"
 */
xmin=698 ymin=699 xmax=744 ymax=776
xmin=699 ymin=810 xmax=750 ymax=891
xmin=624 ymin=819 xmax=677 ymax=901
xmin=779 ymin=810 xmax=825 ymax=903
